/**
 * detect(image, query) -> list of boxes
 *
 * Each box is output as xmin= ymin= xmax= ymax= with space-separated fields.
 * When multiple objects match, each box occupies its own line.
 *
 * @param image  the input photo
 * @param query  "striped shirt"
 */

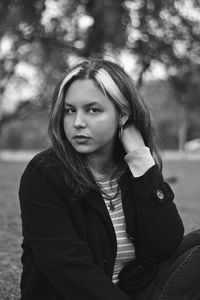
xmin=97 ymin=177 xmax=135 ymax=284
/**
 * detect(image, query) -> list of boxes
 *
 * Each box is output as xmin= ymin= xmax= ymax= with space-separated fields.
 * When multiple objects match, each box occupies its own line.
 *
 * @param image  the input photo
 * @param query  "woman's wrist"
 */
xmin=124 ymin=146 xmax=155 ymax=177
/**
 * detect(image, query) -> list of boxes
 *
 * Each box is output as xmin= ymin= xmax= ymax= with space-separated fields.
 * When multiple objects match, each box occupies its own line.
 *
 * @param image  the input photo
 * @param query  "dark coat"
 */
xmin=19 ymin=148 xmax=184 ymax=300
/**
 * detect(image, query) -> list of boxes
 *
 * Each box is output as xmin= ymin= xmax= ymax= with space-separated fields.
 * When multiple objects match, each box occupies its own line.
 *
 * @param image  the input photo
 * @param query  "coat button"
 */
xmin=156 ymin=190 xmax=165 ymax=202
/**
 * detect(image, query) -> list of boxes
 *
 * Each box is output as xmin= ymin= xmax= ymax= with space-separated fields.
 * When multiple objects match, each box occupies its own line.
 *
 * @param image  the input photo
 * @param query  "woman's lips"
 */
xmin=74 ymin=135 xmax=90 ymax=139
xmin=73 ymin=135 xmax=91 ymax=143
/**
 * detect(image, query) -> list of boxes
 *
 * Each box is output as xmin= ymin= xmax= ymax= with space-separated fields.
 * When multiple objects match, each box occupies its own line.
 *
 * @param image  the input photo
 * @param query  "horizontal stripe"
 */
xmin=112 ymin=222 xmax=125 ymax=227
xmin=104 ymin=198 xmax=121 ymax=203
xmin=112 ymin=215 xmax=125 ymax=220
xmin=106 ymin=202 xmax=122 ymax=209
xmin=114 ymin=230 xmax=126 ymax=234
xmin=108 ymin=208 xmax=123 ymax=215
xmin=98 ymin=178 xmax=119 ymax=183
xmin=113 ymin=219 xmax=125 ymax=223
xmin=102 ymin=191 xmax=119 ymax=196
xmin=116 ymin=256 xmax=135 ymax=260
xmin=115 ymin=233 xmax=127 ymax=239
xmin=103 ymin=193 xmax=119 ymax=197
xmin=102 ymin=193 xmax=121 ymax=203
xmin=117 ymin=248 xmax=135 ymax=253
xmin=111 ymin=209 xmax=124 ymax=214
xmin=118 ymin=242 xmax=133 ymax=247
xmin=116 ymin=236 xmax=129 ymax=240
xmin=117 ymin=237 xmax=132 ymax=242
xmin=100 ymin=183 xmax=118 ymax=189
xmin=112 ymin=224 xmax=125 ymax=229
xmin=98 ymin=180 xmax=112 ymax=184
xmin=112 ymin=276 xmax=119 ymax=281
xmin=109 ymin=213 xmax=124 ymax=218
xmin=117 ymin=243 xmax=134 ymax=248
xmin=117 ymin=249 xmax=135 ymax=253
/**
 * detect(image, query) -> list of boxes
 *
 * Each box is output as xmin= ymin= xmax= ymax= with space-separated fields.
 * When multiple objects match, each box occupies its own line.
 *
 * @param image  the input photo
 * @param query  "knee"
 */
xmin=185 ymin=229 xmax=200 ymax=241
xmin=181 ymin=229 xmax=200 ymax=250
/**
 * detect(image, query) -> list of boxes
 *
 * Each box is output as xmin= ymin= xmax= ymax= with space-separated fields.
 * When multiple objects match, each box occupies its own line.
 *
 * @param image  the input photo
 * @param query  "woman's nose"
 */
xmin=73 ymin=112 xmax=87 ymax=128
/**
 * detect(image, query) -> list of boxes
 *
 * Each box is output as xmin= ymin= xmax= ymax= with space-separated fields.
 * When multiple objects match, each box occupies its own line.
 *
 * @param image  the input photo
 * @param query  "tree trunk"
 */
xmin=0 ymin=93 xmax=4 ymax=149
xmin=178 ymin=108 xmax=188 ymax=151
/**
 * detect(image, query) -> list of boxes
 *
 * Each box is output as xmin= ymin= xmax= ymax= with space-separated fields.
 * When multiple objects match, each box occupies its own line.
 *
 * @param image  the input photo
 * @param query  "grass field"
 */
xmin=0 ymin=158 xmax=200 ymax=299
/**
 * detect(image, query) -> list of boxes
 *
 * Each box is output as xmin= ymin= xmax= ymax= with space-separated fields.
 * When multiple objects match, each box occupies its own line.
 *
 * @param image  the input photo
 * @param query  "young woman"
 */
xmin=19 ymin=58 xmax=200 ymax=300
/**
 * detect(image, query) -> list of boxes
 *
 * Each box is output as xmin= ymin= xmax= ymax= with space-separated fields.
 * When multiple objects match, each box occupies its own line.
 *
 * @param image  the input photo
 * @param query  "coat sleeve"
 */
xmin=128 ymin=164 xmax=184 ymax=261
xmin=19 ymin=160 xmax=131 ymax=300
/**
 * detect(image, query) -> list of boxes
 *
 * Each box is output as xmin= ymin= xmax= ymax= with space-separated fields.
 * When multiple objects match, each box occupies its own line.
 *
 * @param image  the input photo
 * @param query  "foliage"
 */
xmin=1 ymin=0 xmax=200 ymax=94
xmin=168 ymin=68 xmax=200 ymax=149
xmin=0 ymin=107 xmax=50 ymax=149
xmin=1 ymin=78 xmax=200 ymax=150
xmin=169 ymin=67 xmax=200 ymax=110
xmin=0 ymin=0 xmax=200 ymax=149
xmin=142 ymin=75 xmax=200 ymax=149
xmin=126 ymin=0 xmax=200 ymax=84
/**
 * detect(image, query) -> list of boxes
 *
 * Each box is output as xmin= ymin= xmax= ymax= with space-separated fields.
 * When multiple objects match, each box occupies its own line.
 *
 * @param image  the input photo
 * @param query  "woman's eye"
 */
xmin=65 ymin=108 xmax=75 ymax=114
xmin=89 ymin=108 xmax=100 ymax=113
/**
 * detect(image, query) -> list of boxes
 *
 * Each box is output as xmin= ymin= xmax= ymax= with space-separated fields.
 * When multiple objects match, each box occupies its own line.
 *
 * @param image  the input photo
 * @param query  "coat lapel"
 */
xmin=120 ymin=168 xmax=136 ymax=235
xmin=83 ymin=188 xmax=117 ymax=253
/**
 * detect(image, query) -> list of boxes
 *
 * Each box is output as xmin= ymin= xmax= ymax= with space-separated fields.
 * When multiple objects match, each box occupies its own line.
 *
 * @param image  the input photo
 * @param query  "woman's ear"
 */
xmin=119 ymin=114 xmax=129 ymax=127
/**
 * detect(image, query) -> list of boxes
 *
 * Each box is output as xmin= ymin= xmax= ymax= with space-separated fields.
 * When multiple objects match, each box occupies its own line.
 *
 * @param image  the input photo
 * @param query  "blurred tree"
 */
xmin=0 ymin=0 xmax=129 ymax=121
xmin=82 ymin=0 xmax=130 ymax=56
xmin=169 ymin=67 xmax=200 ymax=150
xmin=0 ymin=0 xmax=130 ymax=147
xmin=142 ymin=70 xmax=200 ymax=151
xmin=126 ymin=0 xmax=200 ymax=85
xmin=124 ymin=0 xmax=200 ymax=149
xmin=0 ymin=0 xmax=200 ymax=149
xmin=142 ymin=79 xmax=181 ymax=149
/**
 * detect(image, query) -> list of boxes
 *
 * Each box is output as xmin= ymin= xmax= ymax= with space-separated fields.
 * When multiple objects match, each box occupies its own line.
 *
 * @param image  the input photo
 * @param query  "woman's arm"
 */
xmin=121 ymin=125 xmax=184 ymax=261
xmin=127 ymin=162 xmax=184 ymax=261
xmin=19 ymin=157 xmax=131 ymax=300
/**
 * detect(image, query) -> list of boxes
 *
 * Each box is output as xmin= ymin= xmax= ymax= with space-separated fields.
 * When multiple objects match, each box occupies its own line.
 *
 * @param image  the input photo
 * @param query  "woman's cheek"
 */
xmin=93 ymin=119 xmax=117 ymax=136
xmin=93 ymin=118 xmax=109 ymax=131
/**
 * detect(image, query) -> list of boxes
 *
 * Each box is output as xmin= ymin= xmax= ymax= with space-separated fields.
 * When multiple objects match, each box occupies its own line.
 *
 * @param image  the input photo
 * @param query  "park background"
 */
xmin=0 ymin=0 xmax=200 ymax=299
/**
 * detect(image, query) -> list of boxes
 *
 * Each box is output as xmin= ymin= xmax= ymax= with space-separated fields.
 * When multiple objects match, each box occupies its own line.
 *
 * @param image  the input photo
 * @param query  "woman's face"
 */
xmin=63 ymin=79 xmax=119 ymax=157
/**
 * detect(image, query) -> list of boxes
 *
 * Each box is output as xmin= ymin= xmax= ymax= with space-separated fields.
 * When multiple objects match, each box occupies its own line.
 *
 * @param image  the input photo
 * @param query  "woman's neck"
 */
xmin=86 ymin=152 xmax=116 ymax=178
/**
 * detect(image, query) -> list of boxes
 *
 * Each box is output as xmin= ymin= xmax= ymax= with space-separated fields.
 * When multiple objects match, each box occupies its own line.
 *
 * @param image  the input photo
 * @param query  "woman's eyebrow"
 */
xmin=64 ymin=103 xmax=74 ymax=107
xmin=64 ymin=101 xmax=101 ymax=107
xmin=85 ymin=102 xmax=101 ymax=107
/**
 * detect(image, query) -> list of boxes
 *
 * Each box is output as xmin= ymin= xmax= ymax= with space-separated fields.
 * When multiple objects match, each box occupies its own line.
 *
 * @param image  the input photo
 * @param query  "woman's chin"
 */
xmin=72 ymin=144 xmax=95 ymax=154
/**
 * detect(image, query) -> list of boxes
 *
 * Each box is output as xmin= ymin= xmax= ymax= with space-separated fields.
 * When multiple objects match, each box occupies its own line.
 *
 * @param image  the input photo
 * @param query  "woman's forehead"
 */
xmin=64 ymin=79 xmax=109 ymax=106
